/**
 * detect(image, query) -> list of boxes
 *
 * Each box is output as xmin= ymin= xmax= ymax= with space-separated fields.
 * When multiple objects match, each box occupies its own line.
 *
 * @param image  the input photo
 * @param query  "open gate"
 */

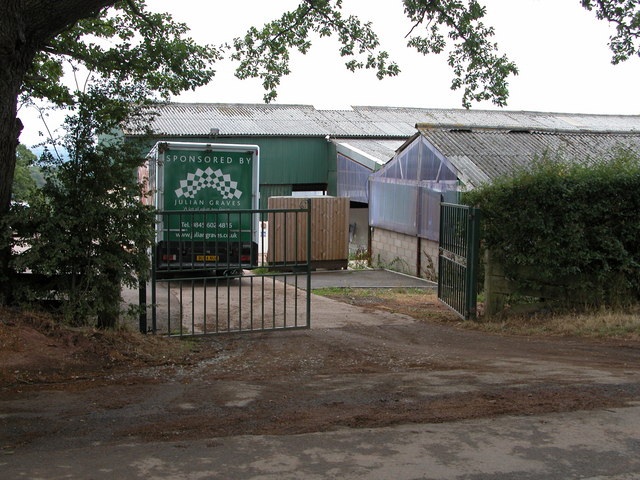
xmin=142 ymin=202 xmax=312 ymax=337
xmin=438 ymin=202 xmax=480 ymax=320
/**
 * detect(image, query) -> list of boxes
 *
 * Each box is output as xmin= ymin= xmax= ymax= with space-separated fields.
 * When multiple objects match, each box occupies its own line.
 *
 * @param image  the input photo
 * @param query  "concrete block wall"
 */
xmin=371 ymin=227 xmax=439 ymax=279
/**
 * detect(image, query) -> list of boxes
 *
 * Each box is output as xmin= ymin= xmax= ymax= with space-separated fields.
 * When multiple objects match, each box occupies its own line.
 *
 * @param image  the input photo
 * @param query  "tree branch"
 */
xmin=594 ymin=0 xmax=640 ymax=39
xmin=268 ymin=3 xmax=314 ymax=45
xmin=23 ymin=0 xmax=116 ymax=47
xmin=123 ymin=0 xmax=156 ymax=28
xmin=429 ymin=2 xmax=495 ymax=72
xmin=41 ymin=44 xmax=94 ymax=66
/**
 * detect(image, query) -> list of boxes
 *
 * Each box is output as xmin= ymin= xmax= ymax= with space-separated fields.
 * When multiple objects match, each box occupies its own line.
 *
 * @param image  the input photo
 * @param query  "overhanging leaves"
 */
xmin=21 ymin=0 xmax=222 ymax=108
xmin=231 ymin=0 xmax=400 ymax=103
xmin=581 ymin=0 xmax=640 ymax=64
xmin=403 ymin=0 xmax=518 ymax=108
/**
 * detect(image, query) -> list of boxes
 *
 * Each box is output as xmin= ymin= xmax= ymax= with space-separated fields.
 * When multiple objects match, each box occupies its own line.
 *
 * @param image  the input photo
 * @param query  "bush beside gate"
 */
xmin=463 ymin=150 xmax=640 ymax=316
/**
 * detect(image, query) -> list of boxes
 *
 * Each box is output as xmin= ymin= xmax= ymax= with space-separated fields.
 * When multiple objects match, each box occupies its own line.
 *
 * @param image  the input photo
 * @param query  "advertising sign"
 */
xmin=162 ymin=147 xmax=255 ymax=242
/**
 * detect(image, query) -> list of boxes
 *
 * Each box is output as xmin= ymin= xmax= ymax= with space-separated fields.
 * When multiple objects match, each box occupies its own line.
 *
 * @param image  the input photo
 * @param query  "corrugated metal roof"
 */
xmin=333 ymin=138 xmax=405 ymax=168
xmin=146 ymin=103 xmax=330 ymax=137
xmin=416 ymin=126 xmax=640 ymax=187
xmin=358 ymin=106 xmax=640 ymax=133
xmin=131 ymin=103 xmax=640 ymax=138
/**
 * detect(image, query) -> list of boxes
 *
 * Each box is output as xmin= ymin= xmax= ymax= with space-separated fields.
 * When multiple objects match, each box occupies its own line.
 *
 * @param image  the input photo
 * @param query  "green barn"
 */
xmin=125 ymin=103 xmax=414 ymax=211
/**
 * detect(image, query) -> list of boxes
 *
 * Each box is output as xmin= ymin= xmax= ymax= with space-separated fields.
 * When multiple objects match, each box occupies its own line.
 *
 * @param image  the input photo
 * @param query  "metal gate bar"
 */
xmin=438 ymin=202 xmax=480 ymax=320
xmin=149 ymin=202 xmax=312 ymax=336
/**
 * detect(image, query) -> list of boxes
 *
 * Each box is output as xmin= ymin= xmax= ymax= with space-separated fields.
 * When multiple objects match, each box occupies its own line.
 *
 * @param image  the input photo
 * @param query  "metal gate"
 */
xmin=144 ymin=202 xmax=312 ymax=337
xmin=438 ymin=202 xmax=480 ymax=320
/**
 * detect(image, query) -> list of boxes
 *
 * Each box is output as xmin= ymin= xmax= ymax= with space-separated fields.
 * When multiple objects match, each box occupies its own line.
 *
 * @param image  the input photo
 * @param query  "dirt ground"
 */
xmin=1 ymin=288 xmax=640 ymax=452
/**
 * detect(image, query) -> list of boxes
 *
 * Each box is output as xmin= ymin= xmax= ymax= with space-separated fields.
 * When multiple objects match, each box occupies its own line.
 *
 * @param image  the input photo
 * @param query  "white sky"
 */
xmin=18 ymin=0 xmax=640 ymax=147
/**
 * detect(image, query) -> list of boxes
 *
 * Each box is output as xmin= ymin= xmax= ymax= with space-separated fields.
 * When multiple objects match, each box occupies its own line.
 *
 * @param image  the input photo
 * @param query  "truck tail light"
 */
xmin=162 ymin=254 xmax=177 ymax=261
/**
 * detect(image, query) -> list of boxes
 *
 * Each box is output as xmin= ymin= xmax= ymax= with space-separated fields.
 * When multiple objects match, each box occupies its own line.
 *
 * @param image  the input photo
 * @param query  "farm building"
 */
xmin=127 ymin=104 xmax=640 ymax=277
xmin=370 ymin=118 xmax=640 ymax=279
xmin=126 ymin=103 xmax=417 ymax=250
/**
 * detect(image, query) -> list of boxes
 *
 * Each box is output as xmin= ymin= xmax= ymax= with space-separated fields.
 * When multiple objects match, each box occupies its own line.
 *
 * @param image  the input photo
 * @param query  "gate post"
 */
xmin=138 ymin=277 xmax=147 ymax=334
xmin=151 ymin=243 xmax=157 ymax=334
xmin=305 ymin=198 xmax=312 ymax=329
xmin=465 ymin=207 xmax=480 ymax=320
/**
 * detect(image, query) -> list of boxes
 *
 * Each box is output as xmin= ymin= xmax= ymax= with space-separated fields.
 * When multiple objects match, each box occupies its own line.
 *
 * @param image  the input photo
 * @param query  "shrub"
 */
xmin=10 ymin=91 xmax=155 ymax=328
xmin=463 ymin=150 xmax=640 ymax=307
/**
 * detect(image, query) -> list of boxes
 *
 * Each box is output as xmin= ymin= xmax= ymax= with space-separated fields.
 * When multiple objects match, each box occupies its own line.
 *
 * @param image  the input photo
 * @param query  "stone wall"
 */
xmin=371 ymin=227 xmax=438 ymax=280
xmin=419 ymin=239 xmax=439 ymax=281
xmin=483 ymin=249 xmax=597 ymax=317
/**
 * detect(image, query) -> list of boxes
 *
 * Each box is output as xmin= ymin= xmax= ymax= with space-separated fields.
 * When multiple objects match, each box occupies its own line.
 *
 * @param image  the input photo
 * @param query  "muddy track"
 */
xmin=2 ymin=314 xmax=640 ymax=452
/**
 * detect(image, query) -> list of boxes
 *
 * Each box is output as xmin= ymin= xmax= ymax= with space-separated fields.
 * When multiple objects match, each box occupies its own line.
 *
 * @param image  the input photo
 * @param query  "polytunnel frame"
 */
xmin=336 ymin=152 xmax=374 ymax=204
xmin=368 ymin=134 xmax=460 ymax=242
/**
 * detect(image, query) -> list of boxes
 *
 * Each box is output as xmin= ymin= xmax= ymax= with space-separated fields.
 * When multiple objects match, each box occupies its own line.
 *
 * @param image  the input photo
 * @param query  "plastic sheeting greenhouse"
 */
xmin=369 ymin=135 xmax=459 ymax=241
xmin=336 ymin=153 xmax=372 ymax=204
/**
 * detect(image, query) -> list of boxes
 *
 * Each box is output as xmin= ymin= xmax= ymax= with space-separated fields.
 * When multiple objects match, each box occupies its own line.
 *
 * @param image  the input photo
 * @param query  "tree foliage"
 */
xmin=12 ymin=145 xmax=38 ymax=203
xmin=581 ymin=0 xmax=640 ymax=64
xmin=11 ymin=88 xmax=155 ymax=327
xmin=231 ymin=0 xmax=519 ymax=106
xmin=22 ymin=0 xmax=222 ymax=108
xmin=231 ymin=0 xmax=401 ymax=102
xmin=403 ymin=0 xmax=518 ymax=107
xmin=464 ymin=151 xmax=640 ymax=307
xmin=227 ymin=0 xmax=640 ymax=107
xmin=0 ymin=0 xmax=221 ymax=303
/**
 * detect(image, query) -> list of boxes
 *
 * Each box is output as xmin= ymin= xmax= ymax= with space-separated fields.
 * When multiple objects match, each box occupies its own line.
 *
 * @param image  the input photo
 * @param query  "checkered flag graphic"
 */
xmin=175 ymin=167 xmax=243 ymax=200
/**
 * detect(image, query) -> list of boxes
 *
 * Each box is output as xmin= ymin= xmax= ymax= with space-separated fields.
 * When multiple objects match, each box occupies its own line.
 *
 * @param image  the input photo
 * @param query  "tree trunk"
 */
xmin=0 ymin=0 xmax=117 ymax=303
xmin=0 ymin=1 xmax=32 ymax=302
xmin=96 ymin=270 xmax=122 ymax=330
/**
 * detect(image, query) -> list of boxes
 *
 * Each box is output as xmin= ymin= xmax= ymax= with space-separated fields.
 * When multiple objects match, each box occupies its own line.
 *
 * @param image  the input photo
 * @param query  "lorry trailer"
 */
xmin=143 ymin=141 xmax=260 ymax=276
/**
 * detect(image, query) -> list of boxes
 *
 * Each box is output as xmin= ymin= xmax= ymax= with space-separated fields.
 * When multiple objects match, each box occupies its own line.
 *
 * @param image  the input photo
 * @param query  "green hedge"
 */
xmin=463 ymin=150 xmax=640 ymax=307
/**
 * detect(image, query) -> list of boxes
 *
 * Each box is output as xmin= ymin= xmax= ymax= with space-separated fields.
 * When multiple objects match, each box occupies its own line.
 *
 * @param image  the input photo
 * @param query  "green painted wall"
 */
xmin=147 ymin=136 xmax=331 ymax=187
xmin=259 ymin=184 xmax=293 ymax=210
xmin=327 ymin=141 xmax=338 ymax=196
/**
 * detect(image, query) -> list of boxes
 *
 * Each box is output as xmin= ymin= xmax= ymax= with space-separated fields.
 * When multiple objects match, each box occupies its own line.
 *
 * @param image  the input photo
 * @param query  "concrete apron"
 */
xmin=121 ymin=269 xmax=433 ymax=333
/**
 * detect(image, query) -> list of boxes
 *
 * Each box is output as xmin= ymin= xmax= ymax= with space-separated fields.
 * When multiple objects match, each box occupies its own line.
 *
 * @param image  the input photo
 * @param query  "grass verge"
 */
xmin=313 ymin=287 xmax=640 ymax=340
